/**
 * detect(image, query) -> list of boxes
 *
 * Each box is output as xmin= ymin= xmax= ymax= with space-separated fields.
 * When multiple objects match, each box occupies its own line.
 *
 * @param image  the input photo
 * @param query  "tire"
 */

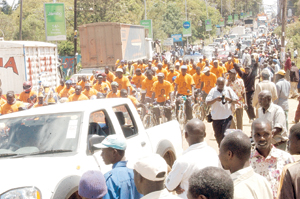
xmin=156 ymin=140 xmax=176 ymax=168
xmin=192 ymin=104 xmax=202 ymax=119
xmin=143 ymin=114 xmax=156 ymax=129
xmin=199 ymin=106 xmax=206 ymax=121
xmin=177 ymin=110 xmax=186 ymax=131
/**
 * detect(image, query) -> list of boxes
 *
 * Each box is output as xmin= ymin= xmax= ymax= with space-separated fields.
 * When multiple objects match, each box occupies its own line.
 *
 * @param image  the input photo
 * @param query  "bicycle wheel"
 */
xmin=143 ymin=114 xmax=156 ymax=129
xmin=177 ymin=109 xmax=186 ymax=131
xmin=192 ymin=104 xmax=201 ymax=119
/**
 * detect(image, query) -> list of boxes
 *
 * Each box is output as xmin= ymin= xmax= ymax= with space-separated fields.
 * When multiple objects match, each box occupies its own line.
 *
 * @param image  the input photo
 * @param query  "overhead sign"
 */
xmin=44 ymin=3 xmax=67 ymax=41
xmin=258 ymin=16 xmax=267 ymax=21
xmin=234 ymin=14 xmax=239 ymax=21
xmin=171 ymin=34 xmax=183 ymax=42
xmin=219 ymin=18 xmax=225 ymax=27
xmin=205 ymin=19 xmax=212 ymax=31
xmin=163 ymin=38 xmax=174 ymax=46
xmin=240 ymin=12 xmax=244 ymax=19
xmin=140 ymin=20 xmax=153 ymax=39
xmin=227 ymin=15 xmax=233 ymax=24
xmin=183 ymin=21 xmax=192 ymax=37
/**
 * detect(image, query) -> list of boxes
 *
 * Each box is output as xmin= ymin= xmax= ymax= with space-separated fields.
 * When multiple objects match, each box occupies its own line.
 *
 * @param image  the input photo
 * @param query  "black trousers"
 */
xmin=212 ymin=116 xmax=232 ymax=147
xmin=246 ymin=91 xmax=256 ymax=120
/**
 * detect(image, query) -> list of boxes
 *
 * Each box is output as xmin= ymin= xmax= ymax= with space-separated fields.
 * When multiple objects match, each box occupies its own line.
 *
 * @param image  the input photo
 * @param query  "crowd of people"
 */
xmin=76 ymin=118 xmax=300 ymax=199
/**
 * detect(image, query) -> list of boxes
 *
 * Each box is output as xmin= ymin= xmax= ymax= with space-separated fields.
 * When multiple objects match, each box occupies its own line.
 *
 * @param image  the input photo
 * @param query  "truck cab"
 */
xmin=0 ymin=99 xmax=182 ymax=199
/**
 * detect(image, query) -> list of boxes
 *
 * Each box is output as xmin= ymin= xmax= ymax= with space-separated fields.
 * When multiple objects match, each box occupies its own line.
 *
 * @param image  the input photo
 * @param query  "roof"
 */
xmin=0 ymin=98 xmax=132 ymax=119
xmin=0 ymin=41 xmax=57 ymax=47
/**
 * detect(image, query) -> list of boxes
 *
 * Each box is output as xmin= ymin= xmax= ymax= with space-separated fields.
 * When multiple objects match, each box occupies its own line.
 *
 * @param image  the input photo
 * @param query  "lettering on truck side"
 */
xmin=0 ymin=57 xmax=19 ymax=75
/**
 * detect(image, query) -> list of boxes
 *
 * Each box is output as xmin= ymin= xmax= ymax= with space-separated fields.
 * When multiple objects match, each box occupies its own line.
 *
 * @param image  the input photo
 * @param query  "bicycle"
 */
xmin=177 ymin=95 xmax=191 ymax=130
xmin=142 ymin=103 xmax=157 ymax=129
xmin=192 ymin=91 xmax=210 ymax=121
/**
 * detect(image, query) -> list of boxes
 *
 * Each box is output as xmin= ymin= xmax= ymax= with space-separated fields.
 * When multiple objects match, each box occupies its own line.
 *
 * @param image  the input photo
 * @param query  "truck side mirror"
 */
xmin=89 ymin=135 xmax=105 ymax=153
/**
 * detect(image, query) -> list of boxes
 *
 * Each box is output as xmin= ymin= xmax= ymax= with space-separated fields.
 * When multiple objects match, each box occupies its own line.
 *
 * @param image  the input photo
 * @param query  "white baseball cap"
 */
xmin=134 ymin=154 xmax=168 ymax=181
xmin=202 ymin=67 xmax=210 ymax=73
xmin=116 ymin=68 xmax=123 ymax=73
xmin=179 ymin=58 xmax=183 ymax=61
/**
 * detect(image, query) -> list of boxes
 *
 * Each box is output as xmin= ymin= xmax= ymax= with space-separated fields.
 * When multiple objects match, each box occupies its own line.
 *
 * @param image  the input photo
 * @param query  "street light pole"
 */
xmin=144 ymin=0 xmax=147 ymax=20
xmin=185 ymin=0 xmax=189 ymax=48
xmin=281 ymin=0 xmax=287 ymax=64
xmin=19 ymin=0 xmax=23 ymax=40
xmin=221 ymin=0 xmax=222 ymax=17
xmin=74 ymin=0 xmax=77 ymax=74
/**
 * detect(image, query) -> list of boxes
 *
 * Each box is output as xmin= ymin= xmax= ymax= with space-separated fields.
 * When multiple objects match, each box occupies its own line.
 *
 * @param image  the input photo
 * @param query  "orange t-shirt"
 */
xmin=0 ymin=98 xmax=7 ymax=106
xmin=197 ymin=61 xmax=205 ymax=70
xmin=152 ymin=80 xmax=172 ymax=103
xmin=162 ymin=63 xmax=168 ymax=69
xmin=167 ymin=71 xmax=180 ymax=83
xmin=127 ymin=95 xmax=139 ymax=107
xmin=201 ymin=73 xmax=217 ymax=94
xmin=131 ymin=74 xmax=146 ymax=88
xmin=135 ymin=64 xmax=146 ymax=72
xmin=237 ymin=68 xmax=245 ymax=79
xmin=19 ymin=90 xmax=37 ymax=103
xmin=82 ymin=88 xmax=98 ymax=99
xmin=92 ymin=82 xmax=109 ymax=93
xmin=193 ymin=73 xmax=203 ymax=89
xmin=1 ymin=101 xmax=24 ymax=115
xmin=221 ymin=66 xmax=227 ymax=73
xmin=225 ymin=62 xmax=234 ymax=71
xmin=175 ymin=74 xmax=195 ymax=95
xmin=106 ymin=71 xmax=116 ymax=83
xmin=210 ymin=66 xmax=224 ymax=78
xmin=77 ymin=80 xmax=88 ymax=89
xmin=59 ymin=87 xmax=75 ymax=98
xmin=141 ymin=76 xmax=158 ymax=98
xmin=114 ymin=76 xmax=131 ymax=90
xmin=106 ymin=91 xmax=120 ymax=98
xmin=189 ymin=68 xmax=197 ymax=76
xmin=105 ymin=80 xmax=112 ymax=90
xmin=67 ymin=93 xmax=89 ymax=102
xmin=33 ymin=103 xmax=43 ymax=108
xmin=156 ymin=68 xmax=168 ymax=77
xmin=55 ymin=85 xmax=65 ymax=94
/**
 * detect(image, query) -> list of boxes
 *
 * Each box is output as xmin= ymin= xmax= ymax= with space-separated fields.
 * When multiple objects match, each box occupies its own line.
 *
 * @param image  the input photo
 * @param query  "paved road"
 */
xmin=182 ymin=98 xmax=300 ymax=160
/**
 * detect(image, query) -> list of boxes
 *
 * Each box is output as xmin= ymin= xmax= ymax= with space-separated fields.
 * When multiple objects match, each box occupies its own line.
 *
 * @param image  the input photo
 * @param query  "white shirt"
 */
xmin=141 ymin=189 xmax=180 ymax=199
xmin=258 ymin=103 xmax=288 ymax=143
xmin=165 ymin=142 xmax=220 ymax=199
xmin=231 ymin=166 xmax=273 ymax=199
xmin=206 ymin=86 xmax=239 ymax=120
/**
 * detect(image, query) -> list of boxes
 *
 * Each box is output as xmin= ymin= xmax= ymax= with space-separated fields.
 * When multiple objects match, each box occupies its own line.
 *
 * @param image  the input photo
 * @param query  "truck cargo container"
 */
xmin=78 ymin=22 xmax=153 ymax=69
xmin=0 ymin=41 xmax=59 ymax=94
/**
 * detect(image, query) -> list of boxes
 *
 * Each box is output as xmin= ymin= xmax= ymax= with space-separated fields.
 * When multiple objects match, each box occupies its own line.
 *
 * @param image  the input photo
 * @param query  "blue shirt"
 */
xmin=103 ymin=161 xmax=143 ymax=199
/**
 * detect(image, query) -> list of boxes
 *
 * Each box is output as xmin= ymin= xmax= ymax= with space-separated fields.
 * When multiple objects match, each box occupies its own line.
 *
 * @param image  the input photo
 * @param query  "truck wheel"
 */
xmin=68 ymin=191 xmax=81 ymax=199
xmin=156 ymin=140 xmax=176 ymax=167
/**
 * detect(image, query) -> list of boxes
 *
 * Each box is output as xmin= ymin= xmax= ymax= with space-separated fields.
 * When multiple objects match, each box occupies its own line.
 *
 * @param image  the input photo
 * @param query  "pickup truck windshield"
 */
xmin=0 ymin=112 xmax=82 ymax=157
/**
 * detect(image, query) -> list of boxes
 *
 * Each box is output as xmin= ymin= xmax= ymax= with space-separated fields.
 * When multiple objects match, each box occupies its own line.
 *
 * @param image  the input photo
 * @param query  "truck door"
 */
xmin=112 ymin=104 xmax=152 ymax=162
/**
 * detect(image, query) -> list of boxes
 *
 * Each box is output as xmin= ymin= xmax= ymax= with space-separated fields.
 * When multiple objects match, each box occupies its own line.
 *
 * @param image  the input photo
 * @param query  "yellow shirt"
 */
xmin=152 ymin=80 xmax=172 ymax=103
xmin=175 ymin=74 xmax=195 ymax=95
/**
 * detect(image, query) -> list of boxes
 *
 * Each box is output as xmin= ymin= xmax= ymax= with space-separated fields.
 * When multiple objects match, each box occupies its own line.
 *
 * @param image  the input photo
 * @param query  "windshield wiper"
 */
xmin=0 ymin=153 xmax=17 ymax=157
xmin=30 ymin=149 xmax=73 ymax=155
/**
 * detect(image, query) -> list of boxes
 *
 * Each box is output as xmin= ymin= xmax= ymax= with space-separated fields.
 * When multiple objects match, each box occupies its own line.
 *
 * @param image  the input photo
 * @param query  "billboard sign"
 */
xmin=44 ymin=3 xmax=67 ymax=41
xmin=140 ymin=20 xmax=153 ymax=39
xmin=205 ymin=19 xmax=212 ymax=31
xmin=227 ymin=15 xmax=233 ymax=24
xmin=171 ymin=34 xmax=183 ymax=42
xmin=219 ymin=18 xmax=225 ymax=27
xmin=183 ymin=21 xmax=192 ymax=37
xmin=163 ymin=38 xmax=174 ymax=46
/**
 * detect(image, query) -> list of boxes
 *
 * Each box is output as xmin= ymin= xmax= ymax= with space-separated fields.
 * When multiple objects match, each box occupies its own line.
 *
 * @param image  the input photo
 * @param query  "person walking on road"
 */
xmin=290 ymin=61 xmax=299 ymax=98
xmin=206 ymin=77 xmax=238 ymax=146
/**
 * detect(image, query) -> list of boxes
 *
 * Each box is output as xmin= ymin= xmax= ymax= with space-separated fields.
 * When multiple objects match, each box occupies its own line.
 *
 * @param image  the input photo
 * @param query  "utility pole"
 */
xmin=74 ymin=0 xmax=77 ymax=74
xmin=281 ymin=0 xmax=287 ymax=64
xmin=19 ymin=0 xmax=23 ymax=40
xmin=221 ymin=0 xmax=222 ymax=17
xmin=185 ymin=0 xmax=189 ymax=48
xmin=144 ymin=0 xmax=147 ymax=20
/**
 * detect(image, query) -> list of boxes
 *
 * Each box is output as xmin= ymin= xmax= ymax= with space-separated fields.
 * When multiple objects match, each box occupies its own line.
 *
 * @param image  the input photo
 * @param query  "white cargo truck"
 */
xmin=0 ymin=41 xmax=60 ymax=94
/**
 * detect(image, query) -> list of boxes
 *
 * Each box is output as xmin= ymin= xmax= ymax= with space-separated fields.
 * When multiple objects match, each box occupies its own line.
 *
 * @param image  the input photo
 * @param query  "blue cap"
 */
xmin=172 ymin=76 xmax=177 ymax=81
xmin=65 ymin=80 xmax=72 ymax=84
xmin=181 ymin=65 xmax=188 ymax=69
xmin=95 ymin=134 xmax=127 ymax=150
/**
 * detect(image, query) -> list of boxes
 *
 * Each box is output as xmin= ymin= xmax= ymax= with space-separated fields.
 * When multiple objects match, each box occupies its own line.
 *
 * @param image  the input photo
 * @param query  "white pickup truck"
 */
xmin=0 ymin=99 xmax=183 ymax=199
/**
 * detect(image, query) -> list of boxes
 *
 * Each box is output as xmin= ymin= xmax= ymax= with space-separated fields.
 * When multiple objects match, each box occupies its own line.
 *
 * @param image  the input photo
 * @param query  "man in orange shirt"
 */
xmin=225 ymin=57 xmax=234 ymax=71
xmin=18 ymin=81 xmax=37 ymax=103
xmin=219 ymin=62 xmax=227 ymax=73
xmin=131 ymin=68 xmax=146 ymax=89
xmin=120 ymin=89 xmax=142 ymax=108
xmin=106 ymin=82 xmax=120 ymax=98
xmin=156 ymin=63 xmax=168 ymax=77
xmin=77 ymin=76 xmax=82 ymax=84
xmin=210 ymin=60 xmax=224 ymax=78
xmin=197 ymin=57 xmax=205 ymax=70
xmin=167 ymin=65 xmax=179 ymax=83
xmin=162 ymin=59 xmax=168 ymax=69
xmin=117 ymin=60 xmax=126 ymax=69
xmin=55 ymin=79 xmax=65 ymax=94
xmin=114 ymin=68 xmax=131 ymax=93
xmin=105 ymin=66 xmax=116 ymax=83
xmin=83 ymin=83 xmax=98 ymax=99
xmin=174 ymin=65 xmax=195 ymax=120
xmin=67 ymin=86 xmax=89 ymax=102
xmin=101 ymin=73 xmax=111 ymax=90
xmin=59 ymin=80 xmax=75 ymax=98
xmin=189 ymin=63 xmax=197 ymax=76
xmin=193 ymin=67 xmax=203 ymax=89
xmin=33 ymin=93 xmax=44 ymax=108
xmin=1 ymin=91 xmax=25 ymax=115
xmin=93 ymin=75 xmax=109 ymax=94
xmin=135 ymin=60 xmax=146 ymax=73
xmin=175 ymin=62 xmax=180 ymax=73
xmin=200 ymin=67 xmax=217 ymax=95
xmin=141 ymin=70 xmax=157 ymax=103
xmin=77 ymin=76 xmax=88 ymax=89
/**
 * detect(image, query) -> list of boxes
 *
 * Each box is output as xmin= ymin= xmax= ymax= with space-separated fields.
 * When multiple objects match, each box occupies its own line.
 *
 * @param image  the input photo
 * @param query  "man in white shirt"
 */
xmin=165 ymin=119 xmax=219 ymax=199
xmin=206 ymin=77 xmax=239 ymax=146
xmin=219 ymin=131 xmax=273 ymax=199
xmin=257 ymin=90 xmax=288 ymax=150
xmin=133 ymin=154 xmax=180 ymax=199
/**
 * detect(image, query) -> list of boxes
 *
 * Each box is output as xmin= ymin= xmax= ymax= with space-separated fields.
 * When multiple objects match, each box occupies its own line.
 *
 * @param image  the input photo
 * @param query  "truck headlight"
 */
xmin=0 ymin=187 xmax=41 ymax=199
